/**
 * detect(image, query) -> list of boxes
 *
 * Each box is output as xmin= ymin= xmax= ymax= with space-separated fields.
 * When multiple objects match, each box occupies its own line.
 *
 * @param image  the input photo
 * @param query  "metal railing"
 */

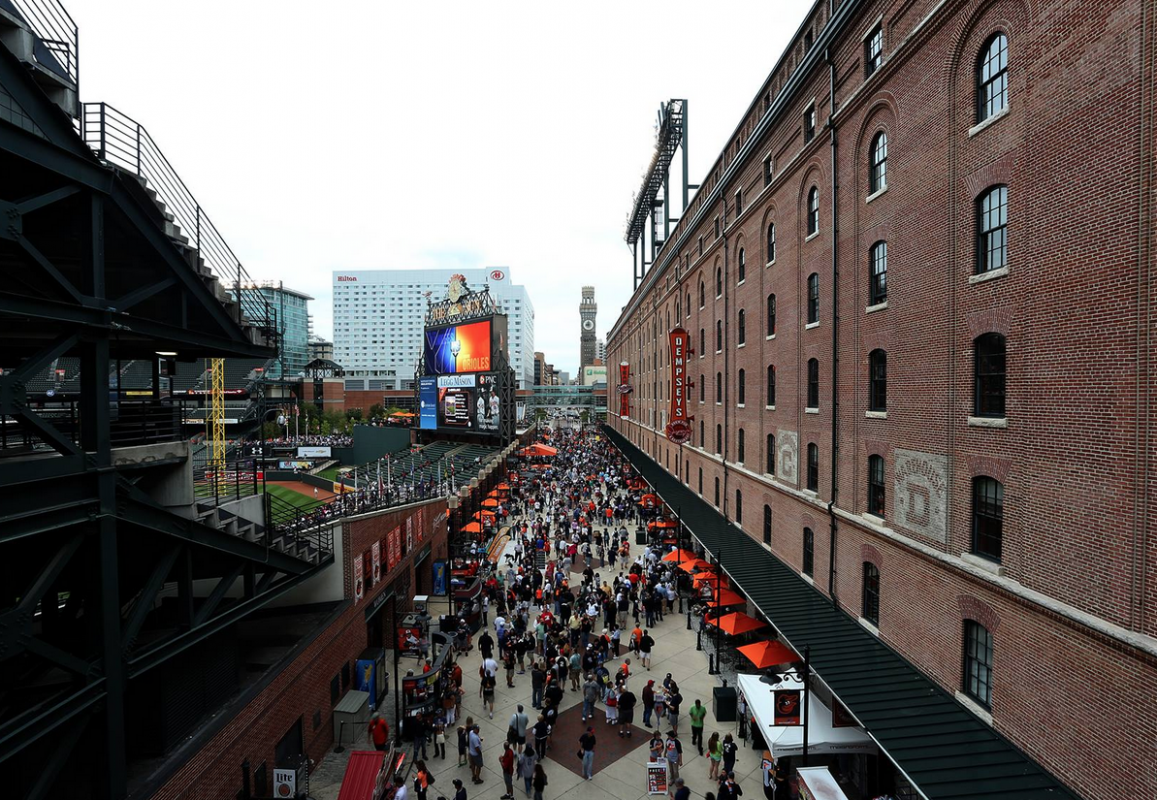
xmin=264 ymin=492 xmax=335 ymax=558
xmin=192 ymin=458 xmax=261 ymax=504
xmin=6 ymin=0 xmax=78 ymax=86
xmin=0 ymin=398 xmax=187 ymax=453
xmin=78 ymin=102 xmax=274 ymax=333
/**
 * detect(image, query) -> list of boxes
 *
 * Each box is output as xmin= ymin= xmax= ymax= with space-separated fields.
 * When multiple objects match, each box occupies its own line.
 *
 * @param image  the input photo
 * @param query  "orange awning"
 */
xmin=638 ymin=493 xmax=662 ymax=507
xmin=497 ymin=482 xmax=511 ymax=490
xmin=660 ymin=548 xmax=698 ymax=563
xmin=481 ymin=498 xmax=499 ymax=508
xmin=648 ymin=519 xmax=679 ymax=530
xmin=519 ymin=443 xmax=558 ymax=457
xmin=708 ymin=611 xmax=769 ymax=636
xmin=707 ymin=588 xmax=746 ymax=607
xmin=737 ymin=640 xmax=799 ymax=670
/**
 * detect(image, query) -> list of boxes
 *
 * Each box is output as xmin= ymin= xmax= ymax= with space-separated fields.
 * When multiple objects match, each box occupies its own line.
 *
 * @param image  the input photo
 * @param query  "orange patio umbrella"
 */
xmin=691 ymin=570 xmax=718 ymax=586
xmin=708 ymin=611 xmax=769 ymax=636
xmin=737 ymin=640 xmax=798 ymax=670
xmin=497 ymin=482 xmax=511 ymax=491
xmin=638 ymin=493 xmax=662 ymax=508
xmin=462 ymin=521 xmax=482 ymax=534
xmin=649 ymin=519 xmax=679 ymax=529
xmin=481 ymin=498 xmax=499 ymax=508
xmin=706 ymin=588 xmax=746 ymax=607
xmin=677 ymin=558 xmax=711 ymax=573
xmin=661 ymin=548 xmax=698 ymax=564
xmin=473 ymin=510 xmax=496 ymax=520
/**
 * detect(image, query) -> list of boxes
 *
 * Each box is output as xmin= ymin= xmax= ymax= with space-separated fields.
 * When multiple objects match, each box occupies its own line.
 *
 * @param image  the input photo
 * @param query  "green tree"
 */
xmin=368 ymin=403 xmax=385 ymax=420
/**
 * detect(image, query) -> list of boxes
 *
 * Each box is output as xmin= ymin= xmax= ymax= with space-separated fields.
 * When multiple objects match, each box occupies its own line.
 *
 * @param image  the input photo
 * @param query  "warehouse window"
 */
xmin=738 ymin=248 xmax=746 ymax=283
xmin=974 ymin=333 xmax=1006 ymax=417
xmin=700 ymin=374 xmax=705 ymax=403
xmin=716 ymin=372 xmax=722 ymax=404
xmin=807 ymin=187 xmax=819 ymax=235
xmin=807 ymin=274 xmax=819 ymax=323
xmin=716 ymin=424 xmax=723 ymax=455
xmin=716 ymin=320 xmax=722 ymax=352
xmin=738 ymin=310 xmax=746 ymax=345
xmin=977 ymin=33 xmax=1009 ymax=123
xmin=867 ymin=454 xmax=886 ymax=516
xmin=735 ymin=489 xmax=743 ymax=524
xmin=869 ymin=241 xmax=888 ymax=305
xmin=714 ymin=475 xmax=720 ymax=506
xmin=766 ymin=365 xmax=776 ymax=407
xmin=737 ymin=429 xmax=745 ymax=463
xmin=862 ymin=563 xmax=880 ymax=625
xmin=807 ymin=443 xmax=819 ymax=492
xmin=716 ymin=266 xmax=723 ymax=298
xmin=735 ymin=189 xmax=744 ymax=218
xmin=972 ymin=476 xmax=1004 ymax=562
xmin=767 ymin=293 xmax=777 ymax=336
xmin=865 ymin=24 xmax=883 ymax=77
xmin=803 ymin=528 xmax=815 ymax=576
xmin=737 ymin=369 xmax=746 ymax=405
xmin=767 ymin=223 xmax=776 ymax=263
xmin=804 ymin=104 xmax=816 ymax=143
xmin=869 ymin=349 xmax=887 ymax=411
xmin=763 ymin=505 xmax=772 ymax=544
xmin=963 ymin=621 xmax=994 ymax=708
xmin=869 ymin=132 xmax=888 ymax=194
xmin=766 ymin=434 xmax=776 ymax=475
xmin=700 ymin=328 xmax=705 ymax=356
xmin=807 ymin=358 xmax=819 ymax=409
xmin=699 ymin=279 xmax=705 ymax=308
xmin=976 ymin=185 xmax=1008 ymax=273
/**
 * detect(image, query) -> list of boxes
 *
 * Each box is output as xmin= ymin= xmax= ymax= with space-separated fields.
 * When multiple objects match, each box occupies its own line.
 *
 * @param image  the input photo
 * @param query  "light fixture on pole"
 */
xmin=757 ymin=644 xmax=812 ymax=766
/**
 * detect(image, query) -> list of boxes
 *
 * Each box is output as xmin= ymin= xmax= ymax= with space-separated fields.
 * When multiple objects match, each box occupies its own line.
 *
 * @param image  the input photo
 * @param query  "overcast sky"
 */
xmin=70 ymin=0 xmax=811 ymax=374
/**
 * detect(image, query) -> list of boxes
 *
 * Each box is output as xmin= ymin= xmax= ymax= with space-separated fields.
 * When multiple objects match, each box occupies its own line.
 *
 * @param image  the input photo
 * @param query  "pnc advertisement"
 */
xmin=423 ymin=319 xmax=493 ymax=374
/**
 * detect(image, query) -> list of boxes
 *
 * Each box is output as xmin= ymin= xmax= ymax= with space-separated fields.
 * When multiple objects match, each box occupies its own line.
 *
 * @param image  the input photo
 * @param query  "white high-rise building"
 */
xmin=332 ymin=268 xmax=535 ymax=389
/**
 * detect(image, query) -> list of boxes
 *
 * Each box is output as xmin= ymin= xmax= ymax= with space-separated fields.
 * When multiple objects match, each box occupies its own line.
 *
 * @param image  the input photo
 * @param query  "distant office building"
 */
xmin=309 ymin=336 xmax=334 ymax=364
xmin=579 ymin=286 xmax=597 ymax=370
xmin=558 ymin=371 xmax=571 ymax=386
xmin=247 ymin=281 xmax=313 ymax=378
xmin=595 ymin=338 xmax=606 ymax=363
xmin=581 ymin=365 xmax=607 ymax=386
xmin=534 ymin=351 xmax=547 ymax=386
xmin=332 ymin=268 xmax=535 ymax=388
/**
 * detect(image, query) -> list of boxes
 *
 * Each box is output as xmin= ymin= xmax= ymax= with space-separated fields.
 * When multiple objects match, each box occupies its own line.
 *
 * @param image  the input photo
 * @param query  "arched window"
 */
xmin=735 ymin=489 xmax=743 ymax=524
xmin=869 ymin=131 xmax=888 ymax=194
xmin=738 ymin=248 xmax=746 ymax=283
xmin=716 ymin=372 xmax=722 ymax=404
xmin=737 ymin=310 xmax=746 ymax=345
xmin=807 ymin=358 xmax=819 ymax=409
xmin=767 ymin=293 xmax=777 ymax=336
xmin=715 ymin=475 xmax=720 ymax=506
xmin=869 ymin=241 xmax=888 ymax=305
xmin=699 ymin=328 xmax=705 ymax=355
xmin=869 ymin=349 xmax=887 ymax=411
xmin=737 ymin=369 xmax=746 ymax=405
xmin=807 ymin=442 xmax=819 ymax=492
xmin=807 ymin=273 xmax=819 ymax=324
xmin=976 ymin=186 xmax=1008 ymax=274
xmin=974 ymin=333 xmax=1006 ymax=417
xmin=977 ymin=33 xmax=1009 ymax=123
xmin=766 ymin=365 xmax=777 ymax=407
xmin=803 ymin=528 xmax=815 ymax=576
xmin=699 ymin=373 xmax=705 ymax=403
xmin=698 ymin=466 xmax=703 ymax=494
xmin=972 ymin=476 xmax=1004 ymax=562
xmin=766 ymin=434 xmax=776 ymax=475
xmin=716 ymin=266 xmax=723 ymax=298
xmin=763 ymin=505 xmax=772 ymax=544
xmin=715 ymin=320 xmax=723 ymax=352
xmin=699 ymin=421 xmax=704 ymax=446
xmin=686 ymin=291 xmax=691 ymax=317
xmin=862 ymin=562 xmax=880 ymax=625
xmin=807 ymin=187 xmax=819 ymax=236
xmin=715 ymin=424 xmax=722 ymax=455
xmin=699 ymin=280 xmax=705 ymax=308
xmin=868 ymin=454 xmax=886 ymax=516
xmin=963 ymin=621 xmax=994 ymax=708
xmin=737 ymin=429 xmax=745 ymax=463
xmin=767 ymin=223 xmax=776 ymax=263
xmin=675 ymin=297 xmax=681 ymax=320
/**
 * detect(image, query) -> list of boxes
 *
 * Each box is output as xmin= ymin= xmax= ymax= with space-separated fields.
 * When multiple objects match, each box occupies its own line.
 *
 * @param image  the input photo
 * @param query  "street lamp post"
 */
xmin=802 ymin=645 xmax=811 ymax=766
xmin=715 ymin=548 xmax=722 ymax=674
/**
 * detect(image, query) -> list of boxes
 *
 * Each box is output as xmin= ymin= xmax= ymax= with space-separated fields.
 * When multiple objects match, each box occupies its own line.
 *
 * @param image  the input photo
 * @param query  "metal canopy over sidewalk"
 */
xmin=604 ymin=426 xmax=1080 ymax=800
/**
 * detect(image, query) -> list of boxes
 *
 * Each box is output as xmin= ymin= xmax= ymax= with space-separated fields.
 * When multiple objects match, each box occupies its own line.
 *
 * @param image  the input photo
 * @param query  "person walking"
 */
xmin=617 ymin=685 xmax=636 ymax=738
xmin=509 ymin=704 xmax=530 ymax=753
xmin=533 ymin=714 xmax=551 ymax=756
xmin=500 ymin=742 xmax=516 ymax=800
xmin=688 ymin=699 xmax=707 ymax=754
xmin=392 ymin=773 xmax=409 ymax=800
xmin=642 ymin=680 xmax=656 ymax=728
xmin=718 ymin=772 xmax=743 ymax=800
xmin=452 ymin=778 xmax=468 ymax=800
xmin=707 ymin=732 xmax=723 ymax=779
xmin=666 ymin=683 xmax=683 ymax=733
xmin=413 ymin=760 xmax=433 ymax=800
xmin=368 ymin=713 xmax=389 ymax=752
xmin=532 ymin=763 xmax=548 ymax=800
xmin=578 ymin=726 xmax=597 ymax=780
xmin=531 ymin=662 xmax=546 ymax=709
xmin=665 ymin=730 xmax=683 ymax=782
xmin=482 ymin=672 xmax=497 ymax=719
xmin=721 ymin=733 xmax=739 ymax=777
xmin=411 ymin=714 xmax=428 ymax=760
xmin=670 ymin=777 xmax=691 ymax=800
xmin=518 ymin=745 xmax=538 ymax=796
xmin=639 ymin=630 xmax=654 ymax=670
xmin=467 ymin=724 xmax=485 ymax=784
xmin=581 ymin=674 xmax=599 ymax=722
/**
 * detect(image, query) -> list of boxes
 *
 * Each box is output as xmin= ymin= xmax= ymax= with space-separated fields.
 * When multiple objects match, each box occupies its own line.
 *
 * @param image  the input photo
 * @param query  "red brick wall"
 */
xmin=154 ymin=499 xmax=448 ymax=800
xmin=606 ymin=1 xmax=1157 ymax=798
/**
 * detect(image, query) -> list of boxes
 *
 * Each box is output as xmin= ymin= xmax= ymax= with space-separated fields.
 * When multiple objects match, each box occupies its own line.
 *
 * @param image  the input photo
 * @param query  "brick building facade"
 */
xmin=153 ymin=499 xmax=448 ymax=800
xmin=607 ymin=1 xmax=1156 ymax=799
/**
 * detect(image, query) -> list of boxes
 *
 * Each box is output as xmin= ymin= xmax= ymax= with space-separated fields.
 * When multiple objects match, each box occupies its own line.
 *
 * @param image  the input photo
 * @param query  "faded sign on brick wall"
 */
xmin=777 ymin=431 xmax=799 ymax=486
xmin=893 ymin=448 xmax=948 ymax=543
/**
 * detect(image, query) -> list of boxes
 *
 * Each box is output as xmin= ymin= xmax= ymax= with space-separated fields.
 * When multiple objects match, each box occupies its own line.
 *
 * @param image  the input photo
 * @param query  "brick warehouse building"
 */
xmin=607 ymin=0 xmax=1155 ymax=799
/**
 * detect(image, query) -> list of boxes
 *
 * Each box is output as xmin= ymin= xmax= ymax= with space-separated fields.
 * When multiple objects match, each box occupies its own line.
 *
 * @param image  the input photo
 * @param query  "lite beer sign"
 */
xmin=665 ymin=328 xmax=693 ymax=444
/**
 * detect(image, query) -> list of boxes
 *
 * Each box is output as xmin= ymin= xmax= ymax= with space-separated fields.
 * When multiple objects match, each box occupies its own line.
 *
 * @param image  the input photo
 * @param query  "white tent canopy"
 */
xmin=736 ymin=674 xmax=877 ymax=758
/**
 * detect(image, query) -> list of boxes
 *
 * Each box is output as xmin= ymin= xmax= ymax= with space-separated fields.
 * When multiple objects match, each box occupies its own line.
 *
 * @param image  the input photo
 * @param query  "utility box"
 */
xmin=712 ymin=685 xmax=738 ymax=722
xmin=333 ymin=689 xmax=371 ymax=749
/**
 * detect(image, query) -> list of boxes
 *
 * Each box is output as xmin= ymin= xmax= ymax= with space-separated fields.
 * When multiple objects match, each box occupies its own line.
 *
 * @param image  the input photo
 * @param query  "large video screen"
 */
xmin=433 ymin=373 xmax=502 ymax=435
xmin=423 ymin=320 xmax=492 ymax=375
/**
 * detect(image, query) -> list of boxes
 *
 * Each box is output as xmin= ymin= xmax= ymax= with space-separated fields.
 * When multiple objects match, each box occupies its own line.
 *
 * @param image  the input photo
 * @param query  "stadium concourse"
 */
xmin=311 ymin=423 xmax=745 ymax=800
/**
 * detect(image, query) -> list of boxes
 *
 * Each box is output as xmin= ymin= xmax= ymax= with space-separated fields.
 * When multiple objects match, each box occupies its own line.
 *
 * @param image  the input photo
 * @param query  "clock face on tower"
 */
xmin=582 ymin=319 xmax=594 ymax=331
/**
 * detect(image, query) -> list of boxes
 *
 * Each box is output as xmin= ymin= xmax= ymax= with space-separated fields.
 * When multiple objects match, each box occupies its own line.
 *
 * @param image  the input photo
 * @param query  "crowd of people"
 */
xmin=384 ymin=423 xmax=783 ymax=800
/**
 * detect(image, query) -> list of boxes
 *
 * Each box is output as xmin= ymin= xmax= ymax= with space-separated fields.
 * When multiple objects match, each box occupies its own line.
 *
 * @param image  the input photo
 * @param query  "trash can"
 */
xmin=712 ymin=685 xmax=738 ymax=722
xmin=440 ymin=614 xmax=460 ymax=633
xmin=635 ymin=530 xmax=648 ymax=545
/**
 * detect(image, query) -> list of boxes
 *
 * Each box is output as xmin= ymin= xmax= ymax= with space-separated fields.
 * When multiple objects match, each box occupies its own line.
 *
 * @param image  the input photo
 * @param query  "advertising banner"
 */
xmin=618 ymin=361 xmax=632 ymax=417
xmin=353 ymin=553 xmax=364 ymax=601
xmin=665 ymin=328 xmax=691 ymax=444
xmin=416 ymin=507 xmax=425 ymax=542
xmin=355 ymin=658 xmax=377 ymax=695
xmin=297 ymin=446 xmax=332 ymax=458
xmin=774 ymin=689 xmax=802 ymax=726
xmin=387 ymin=526 xmax=402 ymax=572
xmin=436 ymin=374 xmax=477 ymax=388
xmin=419 ymin=377 xmax=438 ymax=430
xmin=646 ymin=760 xmax=668 ymax=795
xmin=436 ymin=371 xmax=501 ymax=434
xmin=278 ymin=460 xmax=313 ymax=470
xmin=432 ymin=560 xmax=448 ymax=595
xmin=371 ymin=541 xmax=382 ymax=583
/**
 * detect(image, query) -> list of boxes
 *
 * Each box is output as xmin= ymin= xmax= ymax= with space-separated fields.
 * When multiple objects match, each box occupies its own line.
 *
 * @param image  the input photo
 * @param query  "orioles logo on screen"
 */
xmin=665 ymin=327 xmax=692 ymax=444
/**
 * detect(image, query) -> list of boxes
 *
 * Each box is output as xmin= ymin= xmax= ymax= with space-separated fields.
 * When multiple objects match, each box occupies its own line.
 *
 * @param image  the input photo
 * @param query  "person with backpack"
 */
xmin=509 ymin=704 xmax=530 ymax=753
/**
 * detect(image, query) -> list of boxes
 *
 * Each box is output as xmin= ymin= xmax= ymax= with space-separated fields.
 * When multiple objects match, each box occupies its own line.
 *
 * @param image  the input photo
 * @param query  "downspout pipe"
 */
xmin=721 ymin=195 xmax=730 ymax=522
xmin=826 ymin=46 xmax=840 ymax=607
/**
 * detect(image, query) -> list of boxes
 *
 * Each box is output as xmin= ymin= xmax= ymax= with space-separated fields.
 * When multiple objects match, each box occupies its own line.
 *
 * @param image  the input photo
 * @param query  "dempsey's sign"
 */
xmin=665 ymin=327 xmax=692 ymax=444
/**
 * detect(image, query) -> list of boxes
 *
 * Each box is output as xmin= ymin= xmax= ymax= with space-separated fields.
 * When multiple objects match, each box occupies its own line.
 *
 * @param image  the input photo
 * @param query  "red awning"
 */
xmin=519 ymin=443 xmax=558 ymax=457
xmin=337 ymin=750 xmax=385 ymax=800
xmin=738 ymin=640 xmax=799 ymax=670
